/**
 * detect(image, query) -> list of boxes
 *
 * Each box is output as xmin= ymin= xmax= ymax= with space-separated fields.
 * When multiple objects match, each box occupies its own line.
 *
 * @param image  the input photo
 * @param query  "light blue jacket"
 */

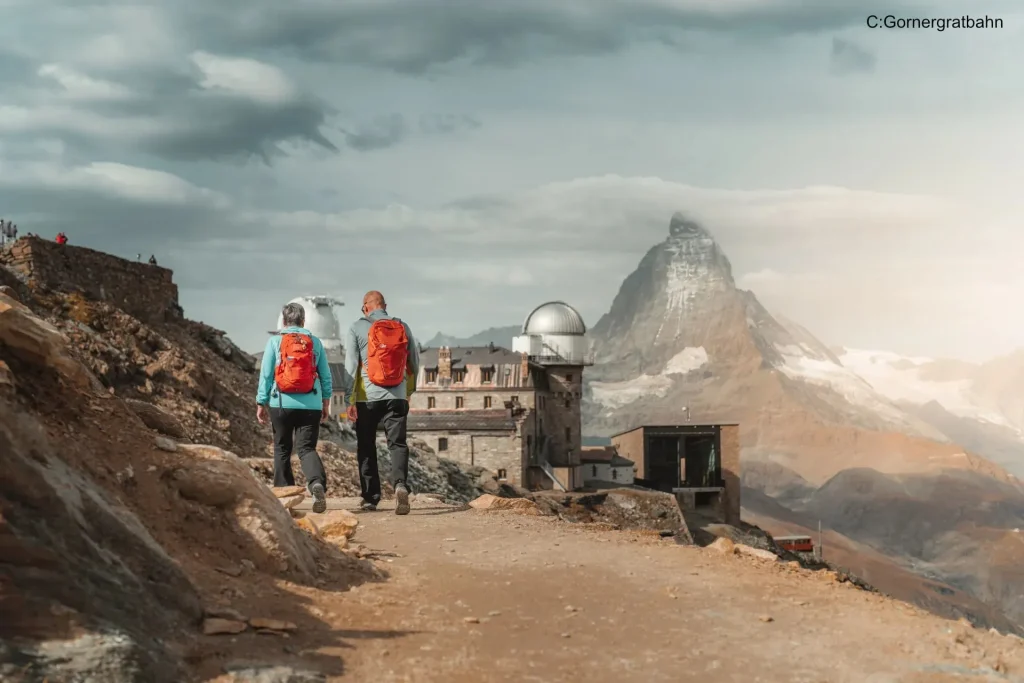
xmin=256 ymin=327 xmax=333 ymax=411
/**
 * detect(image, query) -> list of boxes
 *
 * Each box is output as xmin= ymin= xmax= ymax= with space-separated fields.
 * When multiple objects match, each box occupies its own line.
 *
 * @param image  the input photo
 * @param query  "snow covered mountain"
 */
xmin=582 ymin=212 xmax=976 ymax=482
xmin=836 ymin=348 xmax=1024 ymax=477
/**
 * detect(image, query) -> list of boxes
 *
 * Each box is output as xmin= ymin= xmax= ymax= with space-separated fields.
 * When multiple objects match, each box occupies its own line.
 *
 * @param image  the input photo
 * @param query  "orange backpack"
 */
xmin=365 ymin=318 xmax=409 ymax=388
xmin=275 ymin=333 xmax=317 ymax=394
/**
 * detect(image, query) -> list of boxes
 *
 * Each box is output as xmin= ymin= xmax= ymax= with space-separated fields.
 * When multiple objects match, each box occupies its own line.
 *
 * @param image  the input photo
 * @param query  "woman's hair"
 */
xmin=281 ymin=302 xmax=305 ymax=327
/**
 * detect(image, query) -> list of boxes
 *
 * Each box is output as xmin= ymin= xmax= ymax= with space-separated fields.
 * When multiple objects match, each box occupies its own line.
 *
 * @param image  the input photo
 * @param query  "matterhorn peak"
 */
xmin=668 ymin=212 xmax=709 ymax=238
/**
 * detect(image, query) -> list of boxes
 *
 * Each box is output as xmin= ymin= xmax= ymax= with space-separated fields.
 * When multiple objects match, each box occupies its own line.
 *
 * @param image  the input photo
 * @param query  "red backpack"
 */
xmin=275 ymin=333 xmax=317 ymax=393
xmin=365 ymin=318 xmax=408 ymax=387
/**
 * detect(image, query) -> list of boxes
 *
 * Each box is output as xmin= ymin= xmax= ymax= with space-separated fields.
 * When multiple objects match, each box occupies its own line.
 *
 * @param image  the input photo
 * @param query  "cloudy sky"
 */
xmin=1 ymin=0 xmax=1022 ymax=362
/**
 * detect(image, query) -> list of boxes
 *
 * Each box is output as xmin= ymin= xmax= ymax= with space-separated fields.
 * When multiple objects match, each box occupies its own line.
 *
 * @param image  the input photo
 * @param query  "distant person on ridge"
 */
xmin=55 ymin=232 xmax=67 ymax=245
xmin=148 ymin=255 xmax=157 ymax=265
xmin=342 ymin=290 xmax=419 ymax=515
xmin=256 ymin=302 xmax=333 ymax=514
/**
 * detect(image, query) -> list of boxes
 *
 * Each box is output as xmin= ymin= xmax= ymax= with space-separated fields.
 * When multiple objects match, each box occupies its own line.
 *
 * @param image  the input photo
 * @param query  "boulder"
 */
xmin=172 ymin=445 xmax=320 ymax=578
xmin=735 ymin=544 xmax=779 ymax=562
xmin=708 ymin=537 xmax=737 ymax=555
xmin=306 ymin=510 xmax=358 ymax=545
xmin=124 ymin=398 xmax=186 ymax=438
xmin=270 ymin=486 xmax=306 ymax=499
xmin=469 ymin=494 xmax=540 ymax=514
xmin=0 ymin=292 xmax=93 ymax=390
xmin=280 ymin=495 xmax=304 ymax=510
xmin=294 ymin=518 xmax=319 ymax=537
xmin=154 ymin=436 xmax=178 ymax=453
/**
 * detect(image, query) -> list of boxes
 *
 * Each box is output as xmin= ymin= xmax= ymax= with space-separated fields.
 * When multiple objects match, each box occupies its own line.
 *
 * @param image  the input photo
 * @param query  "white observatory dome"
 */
xmin=522 ymin=301 xmax=587 ymax=336
xmin=513 ymin=300 xmax=592 ymax=365
xmin=275 ymin=296 xmax=344 ymax=352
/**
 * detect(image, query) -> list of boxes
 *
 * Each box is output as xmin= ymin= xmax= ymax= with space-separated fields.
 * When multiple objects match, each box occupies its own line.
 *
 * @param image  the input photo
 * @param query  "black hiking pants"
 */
xmin=355 ymin=399 xmax=410 ymax=505
xmin=269 ymin=407 xmax=327 ymax=491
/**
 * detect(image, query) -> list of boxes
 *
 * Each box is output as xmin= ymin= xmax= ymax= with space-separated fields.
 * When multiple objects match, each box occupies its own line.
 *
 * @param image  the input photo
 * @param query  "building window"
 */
xmin=511 ymin=395 xmax=519 ymax=404
xmin=497 ymin=468 xmax=507 ymax=480
xmin=455 ymin=396 xmax=464 ymax=409
xmin=592 ymin=465 xmax=598 ymax=476
xmin=427 ymin=396 xmax=436 ymax=409
xmin=425 ymin=369 xmax=438 ymax=383
xmin=539 ymin=396 xmax=545 ymax=409
xmin=484 ymin=396 xmax=492 ymax=409
xmin=481 ymin=367 xmax=494 ymax=383
xmin=438 ymin=437 xmax=448 ymax=452
xmin=527 ymin=435 xmax=533 ymax=452
xmin=564 ymin=398 xmax=571 ymax=409
xmin=452 ymin=369 xmax=466 ymax=383
xmin=565 ymin=427 xmax=571 ymax=441
xmin=612 ymin=468 xmax=618 ymax=480
xmin=565 ymin=373 xmax=573 ymax=382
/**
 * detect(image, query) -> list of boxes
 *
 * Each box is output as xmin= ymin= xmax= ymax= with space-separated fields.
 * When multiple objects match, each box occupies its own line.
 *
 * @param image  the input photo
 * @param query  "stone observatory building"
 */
xmin=408 ymin=300 xmax=595 ymax=491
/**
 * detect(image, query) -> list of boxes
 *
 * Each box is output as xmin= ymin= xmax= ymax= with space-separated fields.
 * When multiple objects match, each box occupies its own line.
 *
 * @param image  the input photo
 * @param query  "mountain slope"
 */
xmin=425 ymin=325 xmax=521 ymax=350
xmin=582 ymin=212 xmax=1024 ymax=630
xmin=837 ymin=348 xmax=1024 ymax=477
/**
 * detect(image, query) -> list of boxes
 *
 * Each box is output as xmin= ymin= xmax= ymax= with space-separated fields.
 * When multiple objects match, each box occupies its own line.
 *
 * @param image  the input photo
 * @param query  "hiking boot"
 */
xmin=309 ymin=482 xmax=327 ymax=514
xmin=394 ymin=482 xmax=410 ymax=516
xmin=359 ymin=500 xmax=377 ymax=512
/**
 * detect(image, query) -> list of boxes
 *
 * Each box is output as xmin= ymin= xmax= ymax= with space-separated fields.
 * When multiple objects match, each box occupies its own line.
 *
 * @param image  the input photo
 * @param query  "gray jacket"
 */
xmin=342 ymin=309 xmax=420 ymax=404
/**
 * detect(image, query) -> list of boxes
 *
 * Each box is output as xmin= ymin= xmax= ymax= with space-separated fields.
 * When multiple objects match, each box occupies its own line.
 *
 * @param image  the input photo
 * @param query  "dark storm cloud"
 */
xmin=173 ymin=0 xmax=905 ymax=73
xmin=340 ymin=113 xmax=481 ymax=152
xmin=1 ymin=57 xmax=339 ymax=163
xmin=830 ymin=37 xmax=877 ymax=75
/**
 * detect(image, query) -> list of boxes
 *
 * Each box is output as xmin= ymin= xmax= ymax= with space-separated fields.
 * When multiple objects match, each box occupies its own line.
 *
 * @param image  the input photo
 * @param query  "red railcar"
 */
xmin=775 ymin=535 xmax=814 ymax=553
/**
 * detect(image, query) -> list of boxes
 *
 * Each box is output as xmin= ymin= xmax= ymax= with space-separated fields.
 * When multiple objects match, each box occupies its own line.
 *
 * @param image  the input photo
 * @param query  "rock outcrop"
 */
xmin=0 ymin=266 xmax=376 ymax=681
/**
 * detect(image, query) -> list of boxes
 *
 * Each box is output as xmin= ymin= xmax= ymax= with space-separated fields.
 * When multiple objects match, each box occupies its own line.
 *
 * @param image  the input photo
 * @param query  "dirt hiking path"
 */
xmin=203 ymin=498 xmax=1024 ymax=683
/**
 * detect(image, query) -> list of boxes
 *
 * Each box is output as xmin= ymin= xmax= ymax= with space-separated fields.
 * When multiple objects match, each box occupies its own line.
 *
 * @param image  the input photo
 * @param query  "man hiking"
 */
xmin=256 ymin=302 xmax=333 ymax=514
xmin=342 ymin=290 xmax=419 ymax=515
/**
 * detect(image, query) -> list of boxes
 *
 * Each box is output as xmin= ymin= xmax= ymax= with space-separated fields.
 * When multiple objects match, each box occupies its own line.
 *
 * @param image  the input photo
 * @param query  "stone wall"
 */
xmin=540 ymin=364 xmax=584 ymax=467
xmin=720 ymin=424 xmax=742 ymax=526
xmin=416 ymin=431 xmax=523 ymax=485
xmin=0 ymin=236 xmax=181 ymax=325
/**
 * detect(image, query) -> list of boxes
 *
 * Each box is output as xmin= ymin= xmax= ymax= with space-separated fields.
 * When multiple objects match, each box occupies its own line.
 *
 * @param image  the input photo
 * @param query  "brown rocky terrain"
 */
xmin=582 ymin=213 xmax=1024 ymax=632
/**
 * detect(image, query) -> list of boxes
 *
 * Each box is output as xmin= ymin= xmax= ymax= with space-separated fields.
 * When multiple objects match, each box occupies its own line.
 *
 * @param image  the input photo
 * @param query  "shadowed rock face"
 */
xmin=0 ymin=400 xmax=202 ymax=683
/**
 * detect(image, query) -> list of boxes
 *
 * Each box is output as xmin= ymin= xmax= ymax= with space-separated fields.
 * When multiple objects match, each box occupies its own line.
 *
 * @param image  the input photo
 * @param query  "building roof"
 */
xmin=522 ymin=301 xmax=587 ymax=336
xmin=407 ymin=409 xmax=516 ymax=432
xmin=328 ymin=362 xmax=347 ymax=388
xmin=419 ymin=345 xmax=523 ymax=369
xmin=609 ymin=422 xmax=739 ymax=438
xmin=580 ymin=446 xmax=635 ymax=468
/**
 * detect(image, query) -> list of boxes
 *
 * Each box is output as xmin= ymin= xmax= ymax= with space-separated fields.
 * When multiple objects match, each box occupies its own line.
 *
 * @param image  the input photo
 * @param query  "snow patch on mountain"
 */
xmin=664 ymin=346 xmax=709 ymax=375
xmin=589 ymin=374 xmax=673 ymax=410
xmin=838 ymin=349 xmax=1016 ymax=429
xmin=590 ymin=346 xmax=708 ymax=410
xmin=775 ymin=344 xmax=909 ymax=422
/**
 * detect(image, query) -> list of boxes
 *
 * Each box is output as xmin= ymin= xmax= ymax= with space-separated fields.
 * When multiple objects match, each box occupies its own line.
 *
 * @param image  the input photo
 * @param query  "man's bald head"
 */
xmin=362 ymin=290 xmax=386 ymax=314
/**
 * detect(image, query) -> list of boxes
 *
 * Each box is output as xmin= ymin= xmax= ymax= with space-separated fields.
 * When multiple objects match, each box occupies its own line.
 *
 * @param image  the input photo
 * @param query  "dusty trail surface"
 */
xmin=204 ymin=499 xmax=1024 ymax=683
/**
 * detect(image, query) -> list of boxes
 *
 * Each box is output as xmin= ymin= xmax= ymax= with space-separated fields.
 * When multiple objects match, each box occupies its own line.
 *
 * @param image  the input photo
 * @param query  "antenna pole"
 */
xmin=818 ymin=520 xmax=823 ymax=562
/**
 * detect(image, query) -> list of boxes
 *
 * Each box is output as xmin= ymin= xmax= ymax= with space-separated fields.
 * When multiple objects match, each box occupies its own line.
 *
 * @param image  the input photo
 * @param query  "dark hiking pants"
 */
xmin=355 ymin=399 xmax=410 ymax=505
xmin=269 ymin=407 xmax=327 ymax=491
